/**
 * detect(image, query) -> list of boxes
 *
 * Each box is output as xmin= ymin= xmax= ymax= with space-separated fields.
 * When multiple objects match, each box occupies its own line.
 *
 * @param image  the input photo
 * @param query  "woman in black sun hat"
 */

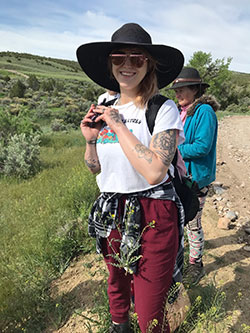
xmin=77 ymin=23 xmax=185 ymax=333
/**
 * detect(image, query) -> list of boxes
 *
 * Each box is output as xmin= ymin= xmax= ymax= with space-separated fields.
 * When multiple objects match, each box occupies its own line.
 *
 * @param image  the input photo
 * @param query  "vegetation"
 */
xmin=163 ymin=51 xmax=250 ymax=114
xmin=0 ymin=131 xmax=98 ymax=332
xmin=0 ymin=51 xmax=249 ymax=332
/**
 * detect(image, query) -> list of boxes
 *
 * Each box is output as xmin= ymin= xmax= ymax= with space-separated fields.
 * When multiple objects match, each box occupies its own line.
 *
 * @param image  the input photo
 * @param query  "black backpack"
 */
xmin=104 ymin=94 xmax=200 ymax=225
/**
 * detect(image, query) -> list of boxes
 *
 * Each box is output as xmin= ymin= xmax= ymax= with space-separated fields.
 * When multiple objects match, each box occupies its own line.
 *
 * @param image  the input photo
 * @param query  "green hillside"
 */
xmin=0 ymin=51 xmax=89 ymax=81
xmin=1 ymin=51 xmax=250 ymax=87
xmin=231 ymin=70 xmax=250 ymax=86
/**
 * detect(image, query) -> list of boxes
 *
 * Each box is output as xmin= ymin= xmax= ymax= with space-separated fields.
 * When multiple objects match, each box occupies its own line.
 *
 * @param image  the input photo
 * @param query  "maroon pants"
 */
xmin=102 ymin=197 xmax=179 ymax=333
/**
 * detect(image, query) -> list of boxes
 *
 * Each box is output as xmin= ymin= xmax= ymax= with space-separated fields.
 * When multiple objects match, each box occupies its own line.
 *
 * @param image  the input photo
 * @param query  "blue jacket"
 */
xmin=178 ymin=96 xmax=219 ymax=189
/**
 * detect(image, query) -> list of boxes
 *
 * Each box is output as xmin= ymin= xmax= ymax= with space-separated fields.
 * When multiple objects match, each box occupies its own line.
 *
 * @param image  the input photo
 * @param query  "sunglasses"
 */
xmin=109 ymin=53 xmax=148 ymax=68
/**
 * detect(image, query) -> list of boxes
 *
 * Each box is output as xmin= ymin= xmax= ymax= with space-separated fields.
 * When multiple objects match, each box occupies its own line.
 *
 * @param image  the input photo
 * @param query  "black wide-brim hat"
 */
xmin=168 ymin=67 xmax=209 ymax=89
xmin=76 ymin=23 xmax=184 ymax=92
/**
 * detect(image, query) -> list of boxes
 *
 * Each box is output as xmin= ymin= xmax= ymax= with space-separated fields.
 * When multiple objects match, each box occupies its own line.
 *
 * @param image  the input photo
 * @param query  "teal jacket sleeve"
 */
xmin=178 ymin=105 xmax=217 ymax=160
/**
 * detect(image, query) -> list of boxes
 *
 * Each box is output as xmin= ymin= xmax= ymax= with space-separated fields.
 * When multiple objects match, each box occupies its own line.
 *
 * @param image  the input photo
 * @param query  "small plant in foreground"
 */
xmin=107 ymin=218 xmax=156 ymax=274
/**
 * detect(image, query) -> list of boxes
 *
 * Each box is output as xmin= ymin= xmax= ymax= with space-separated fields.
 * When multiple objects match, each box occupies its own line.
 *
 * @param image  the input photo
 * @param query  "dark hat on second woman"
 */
xmin=169 ymin=67 xmax=209 ymax=89
xmin=76 ymin=23 xmax=184 ymax=92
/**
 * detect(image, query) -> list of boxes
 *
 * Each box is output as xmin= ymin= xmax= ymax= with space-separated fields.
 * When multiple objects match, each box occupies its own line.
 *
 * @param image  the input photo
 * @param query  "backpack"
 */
xmin=104 ymin=94 xmax=200 ymax=225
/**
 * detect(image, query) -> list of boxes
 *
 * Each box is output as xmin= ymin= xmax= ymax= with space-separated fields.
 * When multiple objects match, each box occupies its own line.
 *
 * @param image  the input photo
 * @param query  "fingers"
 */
xmin=80 ymin=106 xmax=120 ymax=128
xmin=94 ymin=105 xmax=118 ymax=115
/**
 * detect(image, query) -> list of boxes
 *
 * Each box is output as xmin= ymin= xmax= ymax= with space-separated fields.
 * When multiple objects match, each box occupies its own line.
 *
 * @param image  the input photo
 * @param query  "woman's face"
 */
xmin=174 ymin=86 xmax=197 ymax=107
xmin=110 ymin=47 xmax=148 ymax=94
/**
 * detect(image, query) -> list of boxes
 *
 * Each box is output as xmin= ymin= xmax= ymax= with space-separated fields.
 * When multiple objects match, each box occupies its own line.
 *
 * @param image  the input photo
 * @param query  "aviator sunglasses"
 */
xmin=109 ymin=53 xmax=148 ymax=68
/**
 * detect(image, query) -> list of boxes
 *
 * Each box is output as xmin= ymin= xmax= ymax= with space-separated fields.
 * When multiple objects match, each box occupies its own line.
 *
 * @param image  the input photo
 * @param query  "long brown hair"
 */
xmin=136 ymin=49 xmax=158 ymax=107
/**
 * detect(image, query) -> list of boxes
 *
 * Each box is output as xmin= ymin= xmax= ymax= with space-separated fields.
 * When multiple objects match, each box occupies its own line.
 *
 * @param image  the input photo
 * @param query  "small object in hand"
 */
xmin=88 ymin=112 xmax=99 ymax=128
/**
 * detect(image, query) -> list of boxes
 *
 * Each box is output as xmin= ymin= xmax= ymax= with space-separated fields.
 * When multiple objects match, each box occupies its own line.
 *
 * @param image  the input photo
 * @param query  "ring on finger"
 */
xmin=102 ymin=108 xmax=105 ymax=113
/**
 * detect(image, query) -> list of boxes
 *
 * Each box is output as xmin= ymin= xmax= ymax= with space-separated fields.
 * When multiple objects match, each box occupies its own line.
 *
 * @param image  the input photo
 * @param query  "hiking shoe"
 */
xmin=183 ymin=262 xmax=205 ymax=286
xmin=109 ymin=321 xmax=132 ymax=333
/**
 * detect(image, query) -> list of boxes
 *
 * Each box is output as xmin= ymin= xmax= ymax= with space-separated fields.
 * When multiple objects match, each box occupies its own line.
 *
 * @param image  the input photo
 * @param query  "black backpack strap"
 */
xmin=101 ymin=97 xmax=118 ymax=106
xmin=146 ymin=94 xmax=168 ymax=135
xmin=167 ymin=149 xmax=178 ymax=179
xmin=102 ymin=95 xmax=168 ymax=135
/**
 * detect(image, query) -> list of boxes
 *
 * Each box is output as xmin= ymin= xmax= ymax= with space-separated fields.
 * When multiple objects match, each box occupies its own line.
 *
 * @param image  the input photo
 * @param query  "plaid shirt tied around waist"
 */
xmin=88 ymin=181 xmax=185 ymax=285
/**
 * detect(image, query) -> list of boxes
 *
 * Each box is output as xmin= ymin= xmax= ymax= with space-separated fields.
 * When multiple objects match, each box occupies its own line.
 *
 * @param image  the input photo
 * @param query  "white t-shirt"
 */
xmin=96 ymin=99 xmax=185 ymax=193
xmin=97 ymin=91 xmax=120 ymax=105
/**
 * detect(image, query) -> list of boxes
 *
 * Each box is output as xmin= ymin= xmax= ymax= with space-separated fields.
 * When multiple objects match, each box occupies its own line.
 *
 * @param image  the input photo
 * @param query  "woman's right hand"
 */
xmin=80 ymin=104 xmax=103 ymax=141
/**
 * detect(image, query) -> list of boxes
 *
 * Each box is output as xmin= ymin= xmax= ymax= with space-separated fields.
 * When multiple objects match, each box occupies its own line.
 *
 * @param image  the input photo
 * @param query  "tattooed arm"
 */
xmin=115 ymin=125 xmax=177 ymax=185
xmin=151 ymin=130 xmax=177 ymax=167
xmin=92 ymin=105 xmax=177 ymax=184
xmin=84 ymin=140 xmax=101 ymax=174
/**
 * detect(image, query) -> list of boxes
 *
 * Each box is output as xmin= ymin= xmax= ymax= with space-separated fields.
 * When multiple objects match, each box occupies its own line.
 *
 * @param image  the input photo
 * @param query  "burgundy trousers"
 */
xmin=102 ymin=197 xmax=179 ymax=333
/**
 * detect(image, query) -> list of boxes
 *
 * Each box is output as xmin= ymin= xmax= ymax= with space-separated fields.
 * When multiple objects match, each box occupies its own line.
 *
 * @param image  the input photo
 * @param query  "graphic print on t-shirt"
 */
xmin=97 ymin=127 xmax=133 ymax=144
xmin=96 ymin=100 xmax=184 ymax=193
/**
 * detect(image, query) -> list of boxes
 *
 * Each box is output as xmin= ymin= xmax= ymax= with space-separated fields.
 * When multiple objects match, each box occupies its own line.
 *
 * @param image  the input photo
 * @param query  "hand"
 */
xmin=80 ymin=104 xmax=103 ymax=141
xmin=93 ymin=105 xmax=124 ymax=132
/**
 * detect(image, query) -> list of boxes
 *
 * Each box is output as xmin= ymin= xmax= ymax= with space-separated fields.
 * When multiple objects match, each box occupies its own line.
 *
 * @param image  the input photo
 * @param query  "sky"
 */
xmin=0 ymin=0 xmax=250 ymax=73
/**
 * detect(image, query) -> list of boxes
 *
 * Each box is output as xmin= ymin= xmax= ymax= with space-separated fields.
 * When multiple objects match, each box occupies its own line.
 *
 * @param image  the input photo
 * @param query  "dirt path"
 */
xmin=4 ymin=69 xmax=29 ymax=78
xmin=46 ymin=115 xmax=250 ymax=333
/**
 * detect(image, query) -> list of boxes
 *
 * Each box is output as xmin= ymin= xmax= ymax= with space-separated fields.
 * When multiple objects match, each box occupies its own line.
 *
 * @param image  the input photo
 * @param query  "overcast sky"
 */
xmin=0 ymin=0 xmax=249 ymax=73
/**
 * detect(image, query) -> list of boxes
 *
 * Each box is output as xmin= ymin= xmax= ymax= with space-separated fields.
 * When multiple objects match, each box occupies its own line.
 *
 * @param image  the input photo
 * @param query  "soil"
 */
xmin=5 ymin=69 xmax=29 ymax=78
xmin=45 ymin=115 xmax=250 ymax=333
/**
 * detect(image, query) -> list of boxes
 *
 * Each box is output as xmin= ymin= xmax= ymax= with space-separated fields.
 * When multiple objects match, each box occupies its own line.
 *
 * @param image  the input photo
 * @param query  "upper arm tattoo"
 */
xmin=151 ymin=129 xmax=177 ymax=166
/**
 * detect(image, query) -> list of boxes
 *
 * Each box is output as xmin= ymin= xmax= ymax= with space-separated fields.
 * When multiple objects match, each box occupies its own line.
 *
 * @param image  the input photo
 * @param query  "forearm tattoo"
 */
xmin=84 ymin=158 xmax=100 ymax=171
xmin=152 ymin=129 xmax=177 ymax=166
xmin=134 ymin=144 xmax=153 ymax=164
xmin=110 ymin=109 xmax=123 ymax=124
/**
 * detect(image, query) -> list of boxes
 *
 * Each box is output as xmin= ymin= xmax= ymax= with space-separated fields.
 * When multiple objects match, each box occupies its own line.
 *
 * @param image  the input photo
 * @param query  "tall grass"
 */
xmin=0 ymin=130 xmax=98 ymax=332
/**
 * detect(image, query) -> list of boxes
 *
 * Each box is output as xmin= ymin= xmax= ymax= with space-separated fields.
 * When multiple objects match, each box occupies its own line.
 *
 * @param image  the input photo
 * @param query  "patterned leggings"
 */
xmin=186 ymin=192 xmax=207 ymax=264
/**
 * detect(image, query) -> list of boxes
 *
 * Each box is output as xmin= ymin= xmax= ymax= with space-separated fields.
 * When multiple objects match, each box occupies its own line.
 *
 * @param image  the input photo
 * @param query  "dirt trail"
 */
xmin=5 ymin=69 xmax=29 ymax=78
xmin=46 ymin=115 xmax=250 ymax=333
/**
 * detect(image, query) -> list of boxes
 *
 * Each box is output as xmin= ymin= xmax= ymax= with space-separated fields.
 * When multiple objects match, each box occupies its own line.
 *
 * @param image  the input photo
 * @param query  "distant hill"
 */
xmin=0 ymin=51 xmax=89 ymax=81
xmin=0 ymin=51 xmax=250 ymax=86
xmin=231 ymin=70 xmax=250 ymax=86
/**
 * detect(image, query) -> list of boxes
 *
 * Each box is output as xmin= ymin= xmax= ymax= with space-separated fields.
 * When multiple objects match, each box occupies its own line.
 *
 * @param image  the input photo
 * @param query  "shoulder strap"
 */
xmin=146 ymin=94 xmax=168 ymax=135
xmin=102 ymin=94 xmax=168 ymax=136
xmin=102 ymin=97 xmax=118 ymax=106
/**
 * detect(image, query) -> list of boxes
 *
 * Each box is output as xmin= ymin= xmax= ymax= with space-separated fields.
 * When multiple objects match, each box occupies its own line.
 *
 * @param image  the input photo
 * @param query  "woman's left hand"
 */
xmin=93 ymin=105 xmax=124 ymax=132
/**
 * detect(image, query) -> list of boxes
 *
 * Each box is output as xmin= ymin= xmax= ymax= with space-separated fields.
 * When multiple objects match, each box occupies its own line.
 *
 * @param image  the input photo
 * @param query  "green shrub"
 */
xmin=27 ymin=74 xmax=40 ymax=91
xmin=9 ymin=79 xmax=26 ymax=98
xmin=60 ymin=105 xmax=85 ymax=128
xmin=78 ymin=100 xmax=92 ymax=113
xmin=4 ymin=75 xmax=11 ymax=82
xmin=36 ymin=107 xmax=52 ymax=119
xmin=1 ymin=133 xmax=41 ymax=178
xmin=40 ymin=78 xmax=56 ymax=92
xmin=224 ymin=101 xmax=250 ymax=113
xmin=82 ymin=82 xmax=104 ymax=101
xmin=51 ymin=119 xmax=67 ymax=132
